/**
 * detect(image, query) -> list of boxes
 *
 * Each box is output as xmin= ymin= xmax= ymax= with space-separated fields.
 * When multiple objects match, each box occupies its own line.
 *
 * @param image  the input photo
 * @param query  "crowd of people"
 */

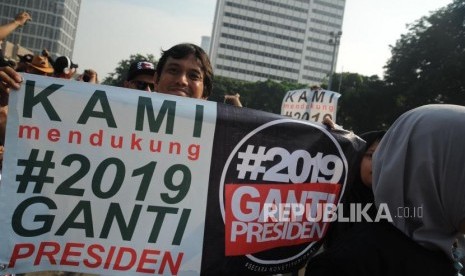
xmin=0 ymin=10 xmax=464 ymax=276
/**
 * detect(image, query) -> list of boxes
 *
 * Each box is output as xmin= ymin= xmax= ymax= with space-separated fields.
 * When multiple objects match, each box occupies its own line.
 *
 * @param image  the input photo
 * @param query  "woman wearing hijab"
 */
xmin=305 ymin=104 xmax=465 ymax=276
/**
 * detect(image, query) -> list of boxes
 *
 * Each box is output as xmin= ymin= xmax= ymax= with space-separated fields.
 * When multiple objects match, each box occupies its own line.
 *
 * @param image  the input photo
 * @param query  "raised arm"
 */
xmin=0 ymin=11 xmax=31 ymax=40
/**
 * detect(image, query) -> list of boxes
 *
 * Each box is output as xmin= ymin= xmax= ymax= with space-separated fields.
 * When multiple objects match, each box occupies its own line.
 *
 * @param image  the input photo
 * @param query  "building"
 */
xmin=209 ymin=0 xmax=345 ymax=84
xmin=201 ymin=36 xmax=211 ymax=55
xmin=1 ymin=41 xmax=33 ymax=59
xmin=0 ymin=0 xmax=81 ymax=58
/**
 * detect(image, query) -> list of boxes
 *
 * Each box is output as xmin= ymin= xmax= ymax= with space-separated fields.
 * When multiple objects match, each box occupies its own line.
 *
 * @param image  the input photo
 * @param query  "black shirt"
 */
xmin=305 ymin=220 xmax=456 ymax=276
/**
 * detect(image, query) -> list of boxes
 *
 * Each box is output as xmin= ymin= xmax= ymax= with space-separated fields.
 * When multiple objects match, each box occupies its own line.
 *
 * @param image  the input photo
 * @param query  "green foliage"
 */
xmin=241 ymin=80 xmax=307 ymax=113
xmin=102 ymin=54 xmax=157 ymax=87
xmin=209 ymin=76 xmax=249 ymax=102
xmin=339 ymin=0 xmax=465 ymax=132
xmin=103 ymin=0 xmax=463 ymax=134
xmin=210 ymin=77 xmax=306 ymax=114
xmin=335 ymin=73 xmax=397 ymax=133
xmin=210 ymin=74 xmax=394 ymax=132
xmin=384 ymin=0 xmax=465 ymax=112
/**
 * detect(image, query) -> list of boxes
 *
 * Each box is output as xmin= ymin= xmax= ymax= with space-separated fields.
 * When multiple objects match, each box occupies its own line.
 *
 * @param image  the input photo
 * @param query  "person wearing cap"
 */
xmin=53 ymin=56 xmax=78 ymax=79
xmin=16 ymin=54 xmax=33 ymax=72
xmin=124 ymin=60 xmax=156 ymax=92
xmin=26 ymin=55 xmax=54 ymax=76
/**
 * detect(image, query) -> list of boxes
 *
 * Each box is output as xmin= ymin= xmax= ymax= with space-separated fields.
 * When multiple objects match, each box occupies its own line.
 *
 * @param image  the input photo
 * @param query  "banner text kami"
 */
xmin=23 ymin=80 xmax=205 ymax=138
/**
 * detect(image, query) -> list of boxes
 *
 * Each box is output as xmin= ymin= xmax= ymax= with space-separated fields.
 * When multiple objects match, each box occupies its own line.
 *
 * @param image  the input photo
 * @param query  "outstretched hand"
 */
xmin=14 ymin=11 xmax=32 ymax=26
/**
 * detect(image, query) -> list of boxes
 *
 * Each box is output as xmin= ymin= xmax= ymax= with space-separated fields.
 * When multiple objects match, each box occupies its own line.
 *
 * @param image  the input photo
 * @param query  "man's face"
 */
xmin=125 ymin=74 xmax=155 ymax=92
xmin=154 ymin=54 xmax=206 ymax=99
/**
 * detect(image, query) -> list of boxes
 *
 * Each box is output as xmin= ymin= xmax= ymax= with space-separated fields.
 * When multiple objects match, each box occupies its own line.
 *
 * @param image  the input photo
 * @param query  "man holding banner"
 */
xmin=154 ymin=43 xmax=213 ymax=100
xmin=0 ymin=45 xmax=365 ymax=275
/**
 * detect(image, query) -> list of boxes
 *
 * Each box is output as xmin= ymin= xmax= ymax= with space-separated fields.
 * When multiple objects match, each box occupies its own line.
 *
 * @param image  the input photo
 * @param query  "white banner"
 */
xmin=0 ymin=74 xmax=217 ymax=275
xmin=0 ymin=75 xmax=364 ymax=276
xmin=281 ymin=88 xmax=341 ymax=124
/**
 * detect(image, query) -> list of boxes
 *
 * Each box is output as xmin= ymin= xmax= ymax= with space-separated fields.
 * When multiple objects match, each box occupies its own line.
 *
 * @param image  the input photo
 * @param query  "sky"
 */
xmin=73 ymin=0 xmax=453 ymax=81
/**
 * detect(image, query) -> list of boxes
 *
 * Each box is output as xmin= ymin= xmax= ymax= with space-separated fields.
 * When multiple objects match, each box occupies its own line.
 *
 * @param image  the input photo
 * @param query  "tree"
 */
xmin=209 ymin=76 xmax=250 ymax=103
xmin=102 ymin=54 xmax=157 ymax=87
xmin=335 ymin=73 xmax=397 ymax=133
xmin=384 ymin=0 xmax=465 ymax=112
xmin=210 ymin=76 xmax=306 ymax=114
xmin=242 ymin=80 xmax=307 ymax=113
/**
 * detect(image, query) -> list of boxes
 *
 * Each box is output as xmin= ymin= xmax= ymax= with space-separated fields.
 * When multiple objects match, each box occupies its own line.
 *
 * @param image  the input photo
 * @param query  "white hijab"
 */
xmin=373 ymin=104 xmax=465 ymax=259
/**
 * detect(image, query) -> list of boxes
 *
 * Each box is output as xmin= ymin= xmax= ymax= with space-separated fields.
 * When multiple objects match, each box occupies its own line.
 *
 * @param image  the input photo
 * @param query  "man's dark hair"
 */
xmin=156 ymin=43 xmax=213 ymax=98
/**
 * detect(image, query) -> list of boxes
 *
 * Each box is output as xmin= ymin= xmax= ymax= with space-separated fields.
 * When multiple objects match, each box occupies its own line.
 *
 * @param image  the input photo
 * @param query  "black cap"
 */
xmin=53 ymin=56 xmax=78 ymax=74
xmin=127 ymin=61 xmax=156 ymax=81
xmin=18 ymin=54 xmax=34 ymax=63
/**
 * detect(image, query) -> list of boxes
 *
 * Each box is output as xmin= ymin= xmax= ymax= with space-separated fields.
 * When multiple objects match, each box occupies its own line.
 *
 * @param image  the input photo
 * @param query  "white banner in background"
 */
xmin=281 ymin=89 xmax=341 ymax=124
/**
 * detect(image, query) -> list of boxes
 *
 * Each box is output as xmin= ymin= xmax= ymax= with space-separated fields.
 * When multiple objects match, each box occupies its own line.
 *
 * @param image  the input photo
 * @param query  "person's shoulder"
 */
xmin=306 ymin=221 xmax=456 ymax=276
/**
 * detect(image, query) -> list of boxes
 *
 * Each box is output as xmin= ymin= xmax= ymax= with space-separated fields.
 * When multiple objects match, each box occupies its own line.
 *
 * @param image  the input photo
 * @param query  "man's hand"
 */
xmin=77 ymin=69 xmax=99 ymax=84
xmin=14 ymin=11 xmax=32 ymax=26
xmin=224 ymin=93 xmax=243 ymax=107
xmin=0 ymin=66 xmax=22 ymax=93
xmin=322 ymin=116 xmax=345 ymax=130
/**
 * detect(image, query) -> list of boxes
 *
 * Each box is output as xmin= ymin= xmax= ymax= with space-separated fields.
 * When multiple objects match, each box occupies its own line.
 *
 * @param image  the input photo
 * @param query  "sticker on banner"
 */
xmin=219 ymin=119 xmax=348 ymax=264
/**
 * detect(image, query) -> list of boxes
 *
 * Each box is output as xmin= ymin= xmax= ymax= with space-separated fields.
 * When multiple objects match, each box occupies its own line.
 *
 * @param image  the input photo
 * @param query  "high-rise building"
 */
xmin=201 ymin=36 xmax=211 ymax=55
xmin=0 ymin=0 xmax=81 ymax=58
xmin=209 ymin=0 xmax=345 ymax=84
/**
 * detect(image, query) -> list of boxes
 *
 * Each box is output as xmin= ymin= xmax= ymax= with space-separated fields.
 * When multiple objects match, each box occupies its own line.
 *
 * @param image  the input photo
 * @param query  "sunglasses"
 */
xmin=131 ymin=80 xmax=155 ymax=91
